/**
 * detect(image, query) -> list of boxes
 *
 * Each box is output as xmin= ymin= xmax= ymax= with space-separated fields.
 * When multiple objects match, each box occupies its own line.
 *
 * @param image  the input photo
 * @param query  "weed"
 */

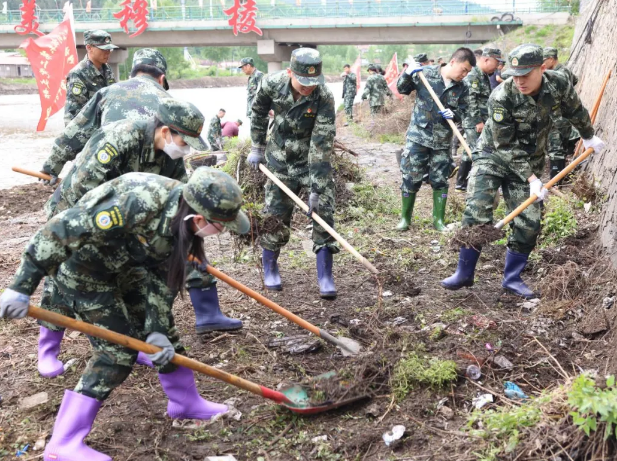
xmin=569 ymin=373 xmax=617 ymax=438
xmin=378 ymin=133 xmax=405 ymax=144
xmin=539 ymin=197 xmax=577 ymax=246
xmin=441 ymin=307 xmax=471 ymax=323
xmin=429 ymin=326 xmax=444 ymax=342
xmin=392 ymin=352 xmax=458 ymax=400
xmin=186 ymin=428 xmax=212 ymax=442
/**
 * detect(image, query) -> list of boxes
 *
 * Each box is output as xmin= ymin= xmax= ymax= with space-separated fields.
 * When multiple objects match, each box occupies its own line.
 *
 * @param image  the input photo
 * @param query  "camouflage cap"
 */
xmin=132 ymin=48 xmax=169 ymax=90
xmin=84 ymin=30 xmax=118 ymax=50
xmin=543 ymin=47 xmax=559 ymax=59
xmin=158 ymin=98 xmax=208 ymax=151
xmin=289 ymin=48 xmax=324 ymax=86
xmin=503 ymin=44 xmax=543 ymax=77
xmin=183 ymin=167 xmax=250 ymax=235
xmin=414 ymin=53 xmax=429 ymax=63
xmin=238 ymin=57 xmax=254 ymax=68
xmin=367 ymin=63 xmax=377 ymax=72
xmin=482 ymin=47 xmax=503 ymax=61
xmin=237 ymin=119 xmax=243 ymax=125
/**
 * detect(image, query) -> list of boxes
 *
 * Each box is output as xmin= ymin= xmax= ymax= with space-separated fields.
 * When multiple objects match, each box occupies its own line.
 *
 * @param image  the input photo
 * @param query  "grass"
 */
xmin=539 ymin=196 xmax=578 ymax=247
xmin=392 ymin=352 xmax=458 ymax=401
xmin=0 ymin=77 xmax=36 ymax=85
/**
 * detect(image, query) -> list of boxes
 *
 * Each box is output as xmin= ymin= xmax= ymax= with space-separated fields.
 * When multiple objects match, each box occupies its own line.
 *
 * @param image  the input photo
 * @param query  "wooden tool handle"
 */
xmin=27 ymin=305 xmax=291 ymax=404
xmin=496 ymin=148 xmax=595 ymax=229
xmin=12 ymin=166 xmax=53 ymax=181
xmin=417 ymin=71 xmax=473 ymax=160
xmin=259 ymin=164 xmax=379 ymax=275
xmin=573 ymin=70 xmax=611 ymax=160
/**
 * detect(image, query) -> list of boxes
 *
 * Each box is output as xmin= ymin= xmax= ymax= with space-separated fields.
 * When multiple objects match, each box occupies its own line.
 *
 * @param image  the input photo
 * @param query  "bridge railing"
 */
xmin=0 ymin=0 xmax=571 ymax=25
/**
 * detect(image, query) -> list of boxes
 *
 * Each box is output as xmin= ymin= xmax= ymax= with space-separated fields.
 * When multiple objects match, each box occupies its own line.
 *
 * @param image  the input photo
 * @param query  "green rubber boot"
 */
xmin=395 ymin=192 xmax=416 ymax=231
xmin=433 ymin=189 xmax=448 ymax=232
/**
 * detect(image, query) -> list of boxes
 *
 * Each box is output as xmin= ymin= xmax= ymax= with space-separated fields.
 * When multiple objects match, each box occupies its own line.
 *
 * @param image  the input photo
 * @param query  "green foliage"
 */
xmin=392 ymin=352 xmax=458 ymax=400
xmin=377 ymin=133 xmax=405 ymax=144
xmin=540 ymin=197 xmax=577 ymax=246
xmin=348 ymin=183 xmax=399 ymax=217
xmin=568 ymin=374 xmax=617 ymax=439
xmin=441 ymin=307 xmax=471 ymax=323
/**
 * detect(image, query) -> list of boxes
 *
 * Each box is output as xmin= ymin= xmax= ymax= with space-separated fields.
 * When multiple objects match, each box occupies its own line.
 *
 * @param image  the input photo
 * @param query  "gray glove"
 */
xmin=40 ymin=171 xmax=59 ymax=186
xmin=145 ymin=332 xmax=175 ymax=367
xmin=0 ymin=288 xmax=30 ymax=319
xmin=247 ymin=146 xmax=265 ymax=170
xmin=307 ymin=192 xmax=320 ymax=216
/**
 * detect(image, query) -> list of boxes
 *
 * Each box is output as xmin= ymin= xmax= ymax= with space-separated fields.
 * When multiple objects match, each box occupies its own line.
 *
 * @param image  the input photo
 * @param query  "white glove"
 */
xmin=404 ymin=61 xmax=422 ymax=75
xmin=439 ymin=109 xmax=454 ymax=120
xmin=582 ymin=135 xmax=606 ymax=154
xmin=145 ymin=332 xmax=175 ymax=367
xmin=247 ymin=146 xmax=266 ymax=170
xmin=529 ymin=178 xmax=548 ymax=203
xmin=340 ymin=72 xmax=346 ymax=78
xmin=0 ymin=288 xmax=30 ymax=319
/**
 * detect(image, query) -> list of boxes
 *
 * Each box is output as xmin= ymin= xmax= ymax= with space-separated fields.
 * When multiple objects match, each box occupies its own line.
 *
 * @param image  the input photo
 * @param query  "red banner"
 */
xmin=350 ymin=55 xmax=361 ymax=92
xmin=20 ymin=19 xmax=77 ymax=131
xmin=385 ymin=53 xmax=403 ymax=100
xmin=224 ymin=0 xmax=263 ymax=36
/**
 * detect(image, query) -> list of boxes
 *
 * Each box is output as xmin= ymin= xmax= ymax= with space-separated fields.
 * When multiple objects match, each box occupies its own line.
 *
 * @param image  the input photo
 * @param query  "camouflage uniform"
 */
xmin=464 ymin=49 xmax=593 ymax=254
xmin=397 ymin=65 xmax=469 ymax=192
xmin=207 ymin=115 xmax=223 ymax=151
xmin=362 ymin=71 xmax=392 ymax=115
xmin=240 ymin=57 xmax=264 ymax=118
xmin=10 ymin=170 xmax=247 ymax=401
xmin=342 ymin=71 xmax=357 ymax=120
xmin=251 ymin=53 xmax=337 ymax=254
xmin=64 ymin=30 xmax=118 ymax=125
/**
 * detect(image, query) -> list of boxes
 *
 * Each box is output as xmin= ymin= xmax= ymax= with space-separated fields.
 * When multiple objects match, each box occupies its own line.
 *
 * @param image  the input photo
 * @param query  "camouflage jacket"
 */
xmin=463 ymin=65 xmax=492 ymax=128
xmin=44 ymin=75 xmax=169 ymax=177
xmin=475 ymin=71 xmax=593 ymax=181
xmin=64 ymin=56 xmax=116 ymax=125
xmin=247 ymin=69 xmax=264 ymax=117
xmin=207 ymin=116 xmax=222 ymax=150
xmin=48 ymin=118 xmax=187 ymax=218
xmin=251 ymin=70 xmax=336 ymax=195
xmin=11 ymin=173 xmax=186 ymax=334
xmin=362 ymin=73 xmax=392 ymax=107
xmin=397 ymin=65 xmax=469 ymax=150
xmin=554 ymin=63 xmax=579 ymax=87
xmin=342 ymin=72 xmax=357 ymax=98
xmin=551 ymin=63 xmax=580 ymax=134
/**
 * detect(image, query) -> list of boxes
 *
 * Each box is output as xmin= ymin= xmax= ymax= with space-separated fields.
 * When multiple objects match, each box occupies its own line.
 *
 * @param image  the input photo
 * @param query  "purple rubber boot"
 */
xmin=38 ymin=326 xmax=65 ymax=378
xmin=43 ymin=390 xmax=111 ymax=461
xmin=159 ymin=366 xmax=228 ymax=419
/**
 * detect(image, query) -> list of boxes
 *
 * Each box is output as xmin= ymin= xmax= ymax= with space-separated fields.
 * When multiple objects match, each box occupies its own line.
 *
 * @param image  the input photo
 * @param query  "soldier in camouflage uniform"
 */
xmin=239 ymin=57 xmax=264 ymax=118
xmin=0 ymin=168 xmax=249 ymax=461
xmin=247 ymin=48 xmax=338 ymax=299
xmin=395 ymin=48 xmax=475 ymax=232
xmin=544 ymin=47 xmax=580 ymax=179
xmin=457 ymin=47 xmax=503 ymax=191
xmin=207 ymin=109 xmax=225 ymax=151
xmin=361 ymin=64 xmax=392 ymax=115
xmin=414 ymin=53 xmax=430 ymax=66
xmin=442 ymin=44 xmax=604 ymax=298
xmin=64 ymin=30 xmax=118 ymax=125
xmin=341 ymin=63 xmax=357 ymax=124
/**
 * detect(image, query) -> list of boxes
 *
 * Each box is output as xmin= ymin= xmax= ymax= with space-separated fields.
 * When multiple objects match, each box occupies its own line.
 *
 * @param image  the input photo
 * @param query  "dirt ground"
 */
xmin=1 ymin=101 xmax=616 ymax=461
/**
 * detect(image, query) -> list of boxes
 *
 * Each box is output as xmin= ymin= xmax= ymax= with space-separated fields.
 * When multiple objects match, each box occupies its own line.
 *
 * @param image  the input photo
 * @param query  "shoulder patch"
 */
xmin=71 ymin=81 xmax=86 ymax=95
xmin=493 ymin=107 xmax=505 ymax=123
xmin=96 ymin=143 xmax=119 ymax=164
xmin=94 ymin=205 xmax=124 ymax=230
xmin=471 ymin=80 xmax=479 ymax=88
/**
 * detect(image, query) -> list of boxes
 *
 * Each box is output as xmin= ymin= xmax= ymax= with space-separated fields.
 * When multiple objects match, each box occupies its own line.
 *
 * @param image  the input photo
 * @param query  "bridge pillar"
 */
xmin=267 ymin=62 xmax=283 ymax=73
xmin=257 ymin=40 xmax=299 ymax=74
xmin=76 ymin=47 xmax=129 ymax=81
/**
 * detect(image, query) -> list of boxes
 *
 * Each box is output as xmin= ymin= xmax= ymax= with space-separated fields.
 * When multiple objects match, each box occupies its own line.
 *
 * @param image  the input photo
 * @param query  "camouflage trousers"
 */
xmin=344 ymin=94 xmax=355 ymax=119
xmin=261 ymin=172 xmax=339 ymax=254
xmin=43 ymin=265 xmax=183 ymax=401
xmin=462 ymin=159 xmax=542 ymax=254
xmin=400 ymin=142 xmax=452 ymax=193
xmin=370 ymin=105 xmax=383 ymax=116
xmin=548 ymin=122 xmax=578 ymax=161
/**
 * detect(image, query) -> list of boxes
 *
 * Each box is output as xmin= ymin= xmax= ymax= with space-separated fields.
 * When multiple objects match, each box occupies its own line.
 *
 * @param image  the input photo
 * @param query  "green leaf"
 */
xmin=607 ymin=375 xmax=615 ymax=388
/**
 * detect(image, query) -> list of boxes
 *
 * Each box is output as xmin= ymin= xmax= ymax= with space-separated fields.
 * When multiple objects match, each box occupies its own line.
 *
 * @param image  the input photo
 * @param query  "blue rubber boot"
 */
xmin=316 ymin=248 xmax=337 ymax=299
xmin=262 ymin=248 xmax=282 ymax=291
xmin=441 ymin=247 xmax=481 ymax=290
xmin=189 ymin=285 xmax=243 ymax=334
xmin=502 ymin=248 xmax=536 ymax=299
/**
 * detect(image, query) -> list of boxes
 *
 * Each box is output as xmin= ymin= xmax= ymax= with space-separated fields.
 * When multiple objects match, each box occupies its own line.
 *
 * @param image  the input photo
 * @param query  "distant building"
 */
xmin=0 ymin=52 xmax=33 ymax=78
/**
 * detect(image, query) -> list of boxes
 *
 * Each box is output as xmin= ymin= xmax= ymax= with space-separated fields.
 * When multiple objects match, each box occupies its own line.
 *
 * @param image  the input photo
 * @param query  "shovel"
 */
xmin=12 ymin=166 xmax=59 ymax=183
xmin=27 ymin=305 xmax=368 ymax=414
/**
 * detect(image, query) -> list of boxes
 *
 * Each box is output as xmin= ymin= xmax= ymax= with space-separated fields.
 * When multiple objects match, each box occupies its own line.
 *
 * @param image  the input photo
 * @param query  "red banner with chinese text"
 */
xmin=350 ymin=55 xmax=361 ymax=92
xmin=20 ymin=18 xmax=77 ymax=131
xmin=385 ymin=53 xmax=403 ymax=100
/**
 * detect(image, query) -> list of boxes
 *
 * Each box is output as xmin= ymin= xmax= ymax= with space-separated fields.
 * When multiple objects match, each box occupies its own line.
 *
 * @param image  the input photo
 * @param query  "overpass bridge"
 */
xmin=0 ymin=0 xmax=571 ymax=73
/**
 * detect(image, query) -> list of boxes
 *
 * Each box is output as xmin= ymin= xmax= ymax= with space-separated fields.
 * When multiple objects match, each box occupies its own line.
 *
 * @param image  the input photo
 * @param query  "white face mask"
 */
xmin=184 ymin=214 xmax=225 ymax=238
xmin=163 ymin=133 xmax=191 ymax=159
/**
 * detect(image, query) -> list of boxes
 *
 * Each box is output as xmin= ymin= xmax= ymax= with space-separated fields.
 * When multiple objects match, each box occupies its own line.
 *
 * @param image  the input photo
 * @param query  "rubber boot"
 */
xmin=550 ymin=158 xmax=566 ymax=180
xmin=189 ymin=285 xmax=242 ymax=333
xmin=159 ymin=366 xmax=228 ymax=420
xmin=262 ymin=248 xmax=282 ymax=291
xmin=432 ymin=189 xmax=448 ymax=232
xmin=502 ymin=248 xmax=536 ymax=299
xmin=441 ymin=247 xmax=481 ymax=290
xmin=38 ymin=326 xmax=65 ymax=378
xmin=316 ymin=248 xmax=337 ymax=299
xmin=44 ymin=390 xmax=111 ymax=461
xmin=395 ymin=192 xmax=416 ymax=231
xmin=455 ymin=159 xmax=472 ymax=191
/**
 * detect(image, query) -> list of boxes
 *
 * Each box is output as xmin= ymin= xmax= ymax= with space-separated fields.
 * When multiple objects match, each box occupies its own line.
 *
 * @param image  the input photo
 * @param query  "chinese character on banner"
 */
xmin=385 ymin=52 xmax=403 ymax=100
xmin=350 ymin=55 xmax=361 ymax=92
xmin=114 ymin=0 xmax=149 ymax=38
xmin=20 ymin=16 xmax=77 ymax=130
xmin=14 ymin=0 xmax=44 ymax=36
xmin=224 ymin=0 xmax=262 ymax=36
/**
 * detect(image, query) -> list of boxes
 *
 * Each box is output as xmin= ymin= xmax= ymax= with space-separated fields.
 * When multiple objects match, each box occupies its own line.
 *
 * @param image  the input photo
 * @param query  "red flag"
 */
xmin=350 ymin=55 xmax=361 ymax=92
xmin=20 ymin=18 xmax=77 ymax=131
xmin=385 ymin=53 xmax=403 ymax=100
